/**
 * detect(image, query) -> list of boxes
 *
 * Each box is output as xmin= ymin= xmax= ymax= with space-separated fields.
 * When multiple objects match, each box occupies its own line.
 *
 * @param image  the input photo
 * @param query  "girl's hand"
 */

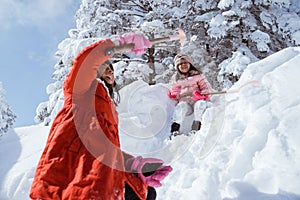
xmin=192 ymin=90 xmax=208 ymax=101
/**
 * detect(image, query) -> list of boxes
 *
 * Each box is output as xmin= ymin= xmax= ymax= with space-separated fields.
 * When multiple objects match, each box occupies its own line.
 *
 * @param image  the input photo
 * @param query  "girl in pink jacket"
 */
xmin=168 ymin=54 xmax=213 ymax=139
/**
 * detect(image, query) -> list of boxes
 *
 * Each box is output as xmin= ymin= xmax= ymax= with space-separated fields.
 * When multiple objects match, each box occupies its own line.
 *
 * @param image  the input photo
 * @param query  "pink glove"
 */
xmin=126 ymin=156 xmax=173 ymax=187
xmin=168 ymin=85 xmax=181 ymax=99
xmin=192 ymin=90 xmax=208 ymax=101
xmin=118 ymin=33 xmax=152 ymax=55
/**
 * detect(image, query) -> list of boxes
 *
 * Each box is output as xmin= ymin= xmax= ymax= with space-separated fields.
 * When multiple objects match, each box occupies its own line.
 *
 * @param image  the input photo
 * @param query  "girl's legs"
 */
xmin=170 ymin=102 xmax=193 ymax=137
xmin=173 ymin=101 xmax=193 ymax=125
xmin=191 ymin=100 xmax=211 ymax=133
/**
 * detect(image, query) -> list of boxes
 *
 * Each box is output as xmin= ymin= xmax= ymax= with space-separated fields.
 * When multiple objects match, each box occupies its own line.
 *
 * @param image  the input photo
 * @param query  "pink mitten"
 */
xmin=118 ymin=33 xmax=152 ymax=54
xmin=168 ymin=85 xmax=181 ymax=99
xmin=126 ymin=156 xmax=173 ymax=187
xmin=192 ymin=90 xmax=208 ymax=101
xmin=141 ymin=165 xmax=173 ymax=187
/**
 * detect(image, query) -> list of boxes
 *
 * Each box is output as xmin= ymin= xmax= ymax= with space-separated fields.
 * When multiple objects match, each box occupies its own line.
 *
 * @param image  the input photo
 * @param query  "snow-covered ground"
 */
xmin=1 ymin=47 xmax=300 ymax=199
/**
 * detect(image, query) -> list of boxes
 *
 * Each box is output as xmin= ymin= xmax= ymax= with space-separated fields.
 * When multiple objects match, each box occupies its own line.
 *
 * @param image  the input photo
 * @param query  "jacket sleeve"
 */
xmin=168 ymin=84 xmax=181 ymax=99
xmin=64 ymin=39 xmax=115 ymax=95
xmin=197 ymin=74 xmax=213 ymax=97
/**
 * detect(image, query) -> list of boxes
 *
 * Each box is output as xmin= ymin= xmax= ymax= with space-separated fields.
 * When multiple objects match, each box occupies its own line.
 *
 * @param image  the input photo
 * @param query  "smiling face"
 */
xmin=98 ymin=64 xmax=115 ymax=85
xmin=177 ymin=62 xmax=191 ymax=74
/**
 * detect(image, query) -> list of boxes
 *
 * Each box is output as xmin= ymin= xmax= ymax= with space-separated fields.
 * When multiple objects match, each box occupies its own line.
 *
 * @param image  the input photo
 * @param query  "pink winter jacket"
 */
xmin=168 ymin=74 xmax=213 ymax=103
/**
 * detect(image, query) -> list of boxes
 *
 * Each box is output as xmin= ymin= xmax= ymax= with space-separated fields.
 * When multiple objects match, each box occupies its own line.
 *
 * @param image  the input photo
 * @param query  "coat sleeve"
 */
xmin=122 ymin=152 xmax=148 ymax=200
xmin=64 ymin=39 xmax=115 ymax=95
xmin=197 ymin=74 xmax=213 ymax=97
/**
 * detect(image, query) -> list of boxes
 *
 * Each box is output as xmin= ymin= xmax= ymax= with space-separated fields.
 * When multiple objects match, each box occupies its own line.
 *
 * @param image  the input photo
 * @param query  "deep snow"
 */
xmin=1 ymin=47 xmax=300 ymax=199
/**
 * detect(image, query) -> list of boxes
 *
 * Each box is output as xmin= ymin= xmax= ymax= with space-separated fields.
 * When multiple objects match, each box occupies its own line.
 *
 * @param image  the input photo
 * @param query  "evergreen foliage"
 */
xmin=0 ymin=83 xmax=16 ymax=136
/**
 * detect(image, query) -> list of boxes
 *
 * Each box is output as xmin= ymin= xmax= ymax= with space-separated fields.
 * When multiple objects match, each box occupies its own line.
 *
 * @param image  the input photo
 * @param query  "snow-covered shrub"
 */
xmin=0 ymin=83 xmax=16 ymax=136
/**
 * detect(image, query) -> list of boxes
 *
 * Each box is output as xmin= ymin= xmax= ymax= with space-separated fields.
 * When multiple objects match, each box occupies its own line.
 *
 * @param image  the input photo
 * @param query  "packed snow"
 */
xmin=1 ymin=47 xmax=300 ymax=199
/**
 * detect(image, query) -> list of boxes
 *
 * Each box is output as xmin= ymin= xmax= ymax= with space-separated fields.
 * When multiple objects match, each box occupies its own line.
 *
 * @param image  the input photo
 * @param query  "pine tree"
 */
xmin=0 ymin=83 xmax=16 ymax=136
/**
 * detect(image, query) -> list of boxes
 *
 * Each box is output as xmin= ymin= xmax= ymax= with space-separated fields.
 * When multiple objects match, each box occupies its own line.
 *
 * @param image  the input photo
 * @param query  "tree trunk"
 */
xmin=148 ymin=47 xmax=156 ymax=85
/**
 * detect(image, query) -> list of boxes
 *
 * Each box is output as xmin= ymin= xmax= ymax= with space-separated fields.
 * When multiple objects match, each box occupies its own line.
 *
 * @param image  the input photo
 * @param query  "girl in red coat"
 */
xmin=168 ymin=54 xmax=213 ymax=139
xmin=30 ymin=33 xmax=172 ymax=200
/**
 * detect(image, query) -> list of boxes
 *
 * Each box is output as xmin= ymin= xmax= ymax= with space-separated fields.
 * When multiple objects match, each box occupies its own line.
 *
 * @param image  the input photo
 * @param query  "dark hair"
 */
xmin=101 ymin=78 xmax=120 ymax=105
xmin=98 ymin=61 xmax=120 ymax=105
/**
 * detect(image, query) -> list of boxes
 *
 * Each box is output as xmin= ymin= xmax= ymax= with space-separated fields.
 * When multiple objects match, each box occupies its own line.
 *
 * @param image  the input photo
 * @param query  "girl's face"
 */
xmin=100 ymin=64 xmax=114 ymax=85
xmin=178 ymin=62 xmax=190 ymax=74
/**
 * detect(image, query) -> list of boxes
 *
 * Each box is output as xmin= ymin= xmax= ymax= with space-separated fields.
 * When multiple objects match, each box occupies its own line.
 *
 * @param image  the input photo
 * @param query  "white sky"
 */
xmin=0 ymin=0 xmax=81 ymax=127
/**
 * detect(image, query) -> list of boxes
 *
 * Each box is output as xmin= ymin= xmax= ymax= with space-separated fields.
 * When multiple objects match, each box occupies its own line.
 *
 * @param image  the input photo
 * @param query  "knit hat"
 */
xmin=173 ymin=54 xmax=193 ymax=68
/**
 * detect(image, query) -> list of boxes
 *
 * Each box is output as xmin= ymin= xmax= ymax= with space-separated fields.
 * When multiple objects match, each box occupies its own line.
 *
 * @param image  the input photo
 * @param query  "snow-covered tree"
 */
xmin=0 ymin=83 xmax=16 ymax=136
xmin=34 ymin=37 xmax=98 ymax=125
xmin=36 ymin=0 xmax=300 ymax=125
xmin=189 ymin=0 xmax=300 ymax=86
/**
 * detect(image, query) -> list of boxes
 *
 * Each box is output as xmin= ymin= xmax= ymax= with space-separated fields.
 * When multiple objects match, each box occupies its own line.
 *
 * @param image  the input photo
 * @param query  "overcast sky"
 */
xmin=0 ymin=0 xmax=81 ymax=127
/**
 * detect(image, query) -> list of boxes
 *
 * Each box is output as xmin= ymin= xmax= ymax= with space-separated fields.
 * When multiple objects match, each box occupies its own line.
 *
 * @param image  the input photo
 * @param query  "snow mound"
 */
xmin=156 ymin=47 xmax=300 ymax=199
xmin=0 ymin=126 xmax=50 ymax=199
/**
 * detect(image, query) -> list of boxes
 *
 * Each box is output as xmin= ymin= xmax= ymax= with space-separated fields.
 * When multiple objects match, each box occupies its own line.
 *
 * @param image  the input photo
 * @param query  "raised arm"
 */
xmin=64 ymin=33 xmax=151 ymax=95
xmin=64 ymin=39 xmax=115 ymax=95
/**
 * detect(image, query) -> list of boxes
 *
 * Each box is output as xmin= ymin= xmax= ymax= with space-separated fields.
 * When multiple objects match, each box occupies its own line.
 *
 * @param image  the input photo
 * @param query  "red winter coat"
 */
xmin=30 ymin=39 xmax=148 ymax=200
